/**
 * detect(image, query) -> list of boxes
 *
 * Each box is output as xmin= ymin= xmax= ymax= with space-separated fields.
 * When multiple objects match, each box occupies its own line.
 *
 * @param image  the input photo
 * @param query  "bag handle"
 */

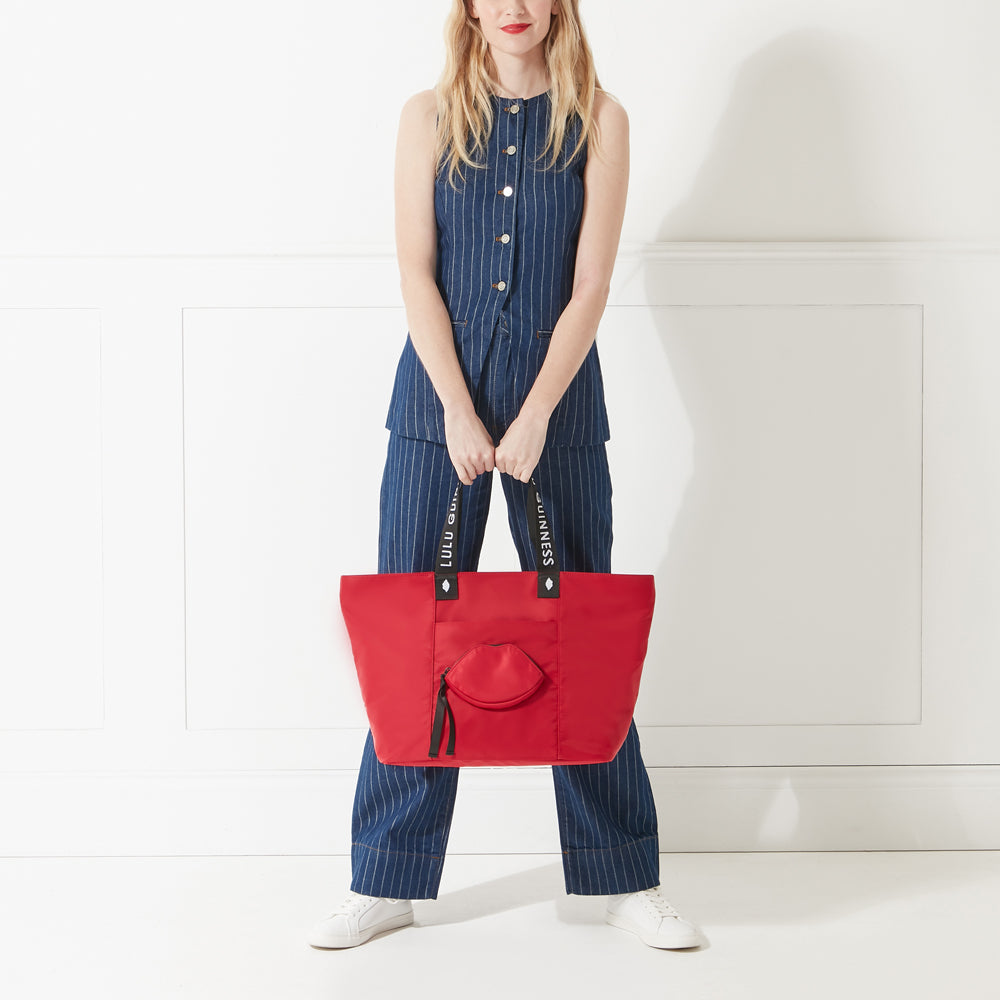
xmin=434 ymin=475 xmax=561 ymax=601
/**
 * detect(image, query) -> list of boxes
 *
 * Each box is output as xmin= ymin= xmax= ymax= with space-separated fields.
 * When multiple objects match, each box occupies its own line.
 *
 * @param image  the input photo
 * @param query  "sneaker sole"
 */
xmin=308 ymin=911 xmax=414 ymax=949
xmin=605 ymin=912 xmax=701 ymax=949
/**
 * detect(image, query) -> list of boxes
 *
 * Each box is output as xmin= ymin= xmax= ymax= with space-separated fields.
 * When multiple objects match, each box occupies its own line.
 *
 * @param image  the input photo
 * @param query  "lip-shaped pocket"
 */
xmin=446 ymin=643 xmax=545 ymax=710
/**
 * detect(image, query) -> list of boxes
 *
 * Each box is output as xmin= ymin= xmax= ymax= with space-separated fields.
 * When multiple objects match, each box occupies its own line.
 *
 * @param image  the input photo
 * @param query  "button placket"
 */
xmin=492 ymin=99 xmax=524 ymax=296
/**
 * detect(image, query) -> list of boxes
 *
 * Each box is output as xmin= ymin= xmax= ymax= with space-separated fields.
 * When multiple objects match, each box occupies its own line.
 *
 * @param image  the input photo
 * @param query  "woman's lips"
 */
xmin=501 ymin=23 xmax=530 ymax=33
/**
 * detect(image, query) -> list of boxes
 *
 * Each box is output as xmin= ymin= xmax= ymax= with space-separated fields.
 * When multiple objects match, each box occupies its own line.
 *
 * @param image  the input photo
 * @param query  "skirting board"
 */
xmin=2 ymin=766 xmax=998 ymax=856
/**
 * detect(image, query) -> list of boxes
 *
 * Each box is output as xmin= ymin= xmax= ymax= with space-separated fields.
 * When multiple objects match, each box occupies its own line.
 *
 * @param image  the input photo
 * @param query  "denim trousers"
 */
xmin=348 ymin=427 xmax=661 ymax=899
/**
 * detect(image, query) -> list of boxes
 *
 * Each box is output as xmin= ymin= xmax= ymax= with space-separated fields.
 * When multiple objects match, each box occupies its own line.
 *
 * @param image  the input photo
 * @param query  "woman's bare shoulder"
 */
xmin=399 ymin=88 xmax=438 ymax=125
xmin=593 ymin=89 xmax=629 ymax=130
xmin=396 ymin=89 xmax=438 ymax=163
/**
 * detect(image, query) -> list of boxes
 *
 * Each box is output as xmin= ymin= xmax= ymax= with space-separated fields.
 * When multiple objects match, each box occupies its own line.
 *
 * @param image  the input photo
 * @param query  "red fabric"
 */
xmin=340 ymin=569 xmax=654 ymax=766
xmin=446 ymin=643 xmax=544 ymax=709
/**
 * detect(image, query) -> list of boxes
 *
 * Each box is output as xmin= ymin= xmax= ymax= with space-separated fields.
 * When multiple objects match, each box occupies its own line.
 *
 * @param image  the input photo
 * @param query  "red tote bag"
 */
xmin=340 ymin=477 xmax=655 ymax=766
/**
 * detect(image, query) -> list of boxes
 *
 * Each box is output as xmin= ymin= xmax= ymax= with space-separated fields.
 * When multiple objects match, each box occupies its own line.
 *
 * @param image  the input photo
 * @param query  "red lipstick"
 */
xmin=501 ymin=23 xmax=530 ymax=33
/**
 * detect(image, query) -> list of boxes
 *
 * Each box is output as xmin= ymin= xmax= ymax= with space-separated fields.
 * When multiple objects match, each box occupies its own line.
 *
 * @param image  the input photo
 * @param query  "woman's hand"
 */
xmin=494 ymin=408 xmax=549 ymax=483
xmin=444 ymin=406 xmax=496 ymax=486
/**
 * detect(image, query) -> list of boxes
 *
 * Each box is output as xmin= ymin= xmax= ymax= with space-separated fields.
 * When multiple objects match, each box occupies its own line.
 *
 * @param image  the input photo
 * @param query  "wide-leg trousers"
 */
xmin=348 ymin=430 xmax=661 ymax=899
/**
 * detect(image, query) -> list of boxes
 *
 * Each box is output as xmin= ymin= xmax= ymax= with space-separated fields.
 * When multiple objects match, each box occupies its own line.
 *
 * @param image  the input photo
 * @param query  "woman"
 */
xmin=308 ymin=0 xmax=702 ymax=950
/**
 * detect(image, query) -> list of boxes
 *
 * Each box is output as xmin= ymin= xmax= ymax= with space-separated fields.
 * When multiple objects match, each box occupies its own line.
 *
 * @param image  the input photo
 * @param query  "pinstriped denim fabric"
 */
xmin=351 ymin=90 xmax=659 ymax=900
xmin=385 ymin=89 xmax=611 ymax=447
xmin=349 ymin=430 xmax=660 ymax=899
xmin=351 ymin=315 xmax=660 ymax=897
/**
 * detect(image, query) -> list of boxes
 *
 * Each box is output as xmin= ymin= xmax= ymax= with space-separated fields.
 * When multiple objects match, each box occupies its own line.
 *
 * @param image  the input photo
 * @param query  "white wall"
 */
xmin=1 ymin=0 xmax=998 ymax=858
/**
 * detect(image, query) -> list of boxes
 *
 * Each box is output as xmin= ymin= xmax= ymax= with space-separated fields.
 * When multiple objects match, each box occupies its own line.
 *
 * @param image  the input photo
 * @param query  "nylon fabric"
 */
xmin=348 ymin=434 xmax=661 ymax=898
xmin=341 ymin=563 xmax=653 ymax=765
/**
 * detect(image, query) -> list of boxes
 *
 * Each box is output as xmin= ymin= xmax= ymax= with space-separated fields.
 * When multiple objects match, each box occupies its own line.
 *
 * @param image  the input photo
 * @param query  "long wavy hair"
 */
xmin=435 ymin=0 xmax=606 ymax=189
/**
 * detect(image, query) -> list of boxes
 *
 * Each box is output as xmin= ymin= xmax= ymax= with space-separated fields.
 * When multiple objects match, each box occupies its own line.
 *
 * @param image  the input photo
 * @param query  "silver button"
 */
xmin=493 ymin=280 xmax=507 ymax=291
xmin=496 ymin=233 xmax=511 ymax=244
xmin=508 ymin=104 xmax=520 ymax=114
xmin=499 ymin=185 xmax=513 ymax=197
xmin=506 ymin=145 xmax=516 ymax=154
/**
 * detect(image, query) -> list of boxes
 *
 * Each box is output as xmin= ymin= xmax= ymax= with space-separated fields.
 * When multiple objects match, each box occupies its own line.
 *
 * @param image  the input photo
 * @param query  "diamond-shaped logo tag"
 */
xmin=441 ymin=579 xmax=451 ymax=593
xmin=545 ymin=577 xmax=554 ymax=591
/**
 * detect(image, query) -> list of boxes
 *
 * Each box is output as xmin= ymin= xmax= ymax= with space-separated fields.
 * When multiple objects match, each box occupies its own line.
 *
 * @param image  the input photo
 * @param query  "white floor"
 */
xmin=4 ymin=851 xmax=1000 ymax=1000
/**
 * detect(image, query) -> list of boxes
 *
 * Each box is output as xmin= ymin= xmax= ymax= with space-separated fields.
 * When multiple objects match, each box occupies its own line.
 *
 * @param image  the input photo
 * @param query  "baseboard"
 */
xmin=2 ymin=765 xmax=998 ymax=856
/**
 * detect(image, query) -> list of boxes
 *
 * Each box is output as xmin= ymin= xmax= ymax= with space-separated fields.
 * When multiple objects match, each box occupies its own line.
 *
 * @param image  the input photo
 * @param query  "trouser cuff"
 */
xmin=350 ymin=841 xmax=446 ymax=900
xmin=561 ymin=835 xmax=661 ymax=895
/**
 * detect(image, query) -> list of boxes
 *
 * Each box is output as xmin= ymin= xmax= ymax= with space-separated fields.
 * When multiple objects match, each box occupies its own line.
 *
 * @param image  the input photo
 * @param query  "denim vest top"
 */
xmin=385 ymin=90 xmax=611 ymax=447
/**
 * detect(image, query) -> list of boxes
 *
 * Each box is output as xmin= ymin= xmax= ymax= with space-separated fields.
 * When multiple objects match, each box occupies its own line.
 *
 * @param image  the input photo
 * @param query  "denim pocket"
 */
xmin=535 ymin=329 xmax=553 ymax=339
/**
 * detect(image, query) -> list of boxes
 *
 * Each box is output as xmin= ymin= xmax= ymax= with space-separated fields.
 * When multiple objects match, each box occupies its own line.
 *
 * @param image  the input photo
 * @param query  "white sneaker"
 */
xmin=605 ymin=886 xmax=702 ymax=949
xmin=307 ymin=890 xmax=414 ymax=949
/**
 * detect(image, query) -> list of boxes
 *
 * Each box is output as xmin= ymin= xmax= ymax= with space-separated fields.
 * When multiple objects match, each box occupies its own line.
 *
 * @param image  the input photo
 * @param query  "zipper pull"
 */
xmin=428 ymin=668 xmax=456 ymax=758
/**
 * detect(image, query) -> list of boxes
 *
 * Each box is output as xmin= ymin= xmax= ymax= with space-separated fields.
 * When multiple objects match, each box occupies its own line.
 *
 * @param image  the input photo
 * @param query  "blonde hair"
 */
xmin=435 ymin=0 xmax=606 ymax=189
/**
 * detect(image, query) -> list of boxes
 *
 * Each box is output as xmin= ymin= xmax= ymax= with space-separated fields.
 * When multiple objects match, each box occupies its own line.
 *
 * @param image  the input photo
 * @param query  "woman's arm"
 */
xmin=493 ymin=93 xmax=630 ymax=482
xmin=394 ymin=90 xmax=496 ymax=486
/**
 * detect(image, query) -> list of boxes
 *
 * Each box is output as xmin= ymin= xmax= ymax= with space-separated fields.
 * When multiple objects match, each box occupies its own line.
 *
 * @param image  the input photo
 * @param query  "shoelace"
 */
xmin=332 ymin=892 xmax=402 ymax=917
xmin=636 ymin=889 xmax=681 ymax=919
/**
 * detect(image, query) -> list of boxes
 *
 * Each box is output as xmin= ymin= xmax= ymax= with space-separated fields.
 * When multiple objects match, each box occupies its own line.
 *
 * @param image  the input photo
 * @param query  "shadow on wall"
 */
xmin=656 ymin=28 xmax=932 ymax=241
xmin=625 ymin=30 xmax=939 ymax=810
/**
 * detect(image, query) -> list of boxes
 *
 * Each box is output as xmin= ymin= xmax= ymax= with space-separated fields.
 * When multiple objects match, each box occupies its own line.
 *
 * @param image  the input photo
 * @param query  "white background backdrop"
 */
xmin=1 ymin=0 xmax=998 ymax=857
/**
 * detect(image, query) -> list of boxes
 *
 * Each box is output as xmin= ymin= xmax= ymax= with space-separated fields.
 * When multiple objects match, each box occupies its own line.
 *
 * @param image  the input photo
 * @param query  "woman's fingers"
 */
xmin=463 ymin=447 xmax=493 ymax=480
xmin=450 ymin=448 xmax=494 ymax=485
xmin=495 ymin=452 xmax=536 ymax=483
xmin=494 ymin=456 xmax=530 ymax=483
xmin=444 ymin=410 xmax=496 ymax=483
xmin=494 ymin=411 xmax=547 ymax=484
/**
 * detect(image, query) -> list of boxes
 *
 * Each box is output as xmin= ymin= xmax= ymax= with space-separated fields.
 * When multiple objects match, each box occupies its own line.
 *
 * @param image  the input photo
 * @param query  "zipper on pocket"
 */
xmin=428 ymin=667 xmax=456 ymax=758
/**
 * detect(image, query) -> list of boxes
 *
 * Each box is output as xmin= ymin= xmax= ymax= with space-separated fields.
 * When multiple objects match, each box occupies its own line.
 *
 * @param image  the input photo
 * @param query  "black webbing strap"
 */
xmin=432 ymin=476 xmax=560 ymax=601
xmin=428 ymin=668 xmax=456 ymax=758
xmin=526 ymin=476 xmax=560 ymax=598
xmin=434 ymin=485 xmax=462 ymax=601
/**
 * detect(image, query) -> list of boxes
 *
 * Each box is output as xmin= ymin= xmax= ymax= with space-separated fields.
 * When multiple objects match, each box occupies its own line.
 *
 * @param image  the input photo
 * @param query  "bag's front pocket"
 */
xmin=430 ymin=620 xmax=558 ymax=761
xmin=446 ymin=643 xmax=544 ymax=710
